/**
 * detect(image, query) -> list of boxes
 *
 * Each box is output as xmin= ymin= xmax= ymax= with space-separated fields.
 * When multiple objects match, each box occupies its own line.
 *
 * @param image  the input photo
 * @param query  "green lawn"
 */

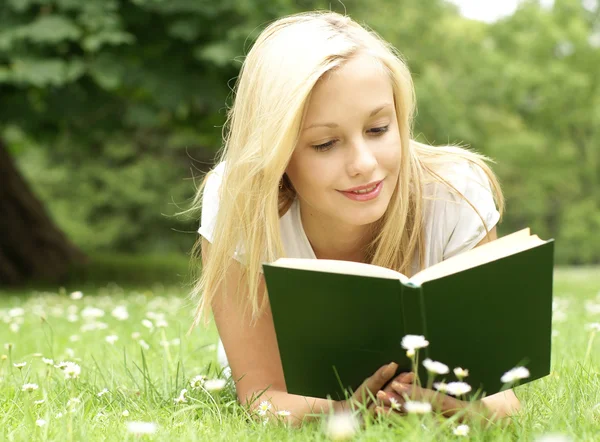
xmin=1 ymin=263 xmax=599 ymax=441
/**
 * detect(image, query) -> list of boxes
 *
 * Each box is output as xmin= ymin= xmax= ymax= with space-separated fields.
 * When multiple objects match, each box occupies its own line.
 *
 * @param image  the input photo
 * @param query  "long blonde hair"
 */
xmin=187 ymin=10 xmax=504 ymax=328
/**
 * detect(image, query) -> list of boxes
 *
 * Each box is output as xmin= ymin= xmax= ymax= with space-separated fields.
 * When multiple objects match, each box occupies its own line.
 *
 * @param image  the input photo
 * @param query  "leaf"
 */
xmin=193 ymin=41 xmax=237 ymax=67
xmin=82 ymin=30 xmax=135 ymax=53
xmin=10 ymin=58 xmax=84 ymax=87
xmin=167 ymin=19 xmax=201 ymax=42
xmin=88 ymin=54 xmax=125 ymax=90
xmin=14 ymin=15 xmax=82 ymax=45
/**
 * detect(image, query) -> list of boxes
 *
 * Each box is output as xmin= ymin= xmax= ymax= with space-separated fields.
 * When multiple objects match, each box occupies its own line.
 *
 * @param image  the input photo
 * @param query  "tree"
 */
xmin=0 ymin=0 xmax=336 ymax=283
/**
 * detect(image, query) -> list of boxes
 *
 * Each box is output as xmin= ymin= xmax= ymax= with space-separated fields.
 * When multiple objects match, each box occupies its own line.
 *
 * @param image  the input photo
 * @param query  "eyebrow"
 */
xmin=301 ymin=103 xmax=392 ymax=132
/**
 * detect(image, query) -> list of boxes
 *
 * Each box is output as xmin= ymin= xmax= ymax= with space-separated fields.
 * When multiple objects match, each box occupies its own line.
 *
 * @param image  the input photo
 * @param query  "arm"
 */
xmin=203 ymin=238 xmax=333 ymax=425
xmin=203 ymin=238 xmax=395 ymax=426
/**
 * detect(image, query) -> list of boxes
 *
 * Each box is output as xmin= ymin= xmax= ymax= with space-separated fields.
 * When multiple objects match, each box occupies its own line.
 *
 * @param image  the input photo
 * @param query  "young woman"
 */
xmin=189 ymin=10 xmax=520 ymax=425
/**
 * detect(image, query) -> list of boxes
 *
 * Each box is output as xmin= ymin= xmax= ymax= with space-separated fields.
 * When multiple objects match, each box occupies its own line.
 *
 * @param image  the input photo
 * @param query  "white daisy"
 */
xmin=35 ymin=419 xmax=47 ymax=427
xmin=586 ymin=323 xmax=600 ymax=332
xmin=403 ymin=400 xmax=432 ymax=414
xmin=453 ymin=367 xmax=469 ymax=379
xmin=22 ymin=383 xmax=39 ymax=392
xmin=277 ymin=410 xmax=291 ymax=417
xmin=141 ymin=319 xmax=153 ymax=330
xmin=105 ymin=335 xmax=119 ymax=345
xmin=445 ymin=381 xmax=472 ymax=396
xmin=97 ymin=388 xmax=109 ymax=397
xmin=453 ymin=424 xmax=470 ymax=436
xmin=70 ymin=291 xmax=84 ymax=300
xmin=111 ymin=306 xmax=129 ymax=321
xmin=433 ymin=381 xmax=448 ymax=393
xmin=8 ymin=307 xmax=25 ymax=317
xmin=257 ymin=400 xmax=272 ymax=416
xmin=80 ymin=306 xmax=104 ymax=319
xmin=389 ymin=397 xmax=401 ymax=411
xmin=401 ymin=335 xmax=429 ymax=351
xmin=190 ymin=375 xmax=206 ymax=390
xmin=122 ymin=410 xmax=130 ymax=417
xmin=501 ymin=367 xmax=530 ymax=384
xmin=13 ymin=362 xmax=26 ymax=369
xmin=42 ymin=358 xmax=54 ymax=366
xmin=422 ymin=358 xmax=449 ymax=375
xmin=126 ymin=421 xmax=157 ymax=435
xmin=203 ymin=379 xmax=226 ymax=391
xmin=62 ymin=362 xmax=81 ymax=379
xmin=173 ymin=388 xmax=188 ymax=404
xmin=324 ymin=412 xmax=359 ymax=441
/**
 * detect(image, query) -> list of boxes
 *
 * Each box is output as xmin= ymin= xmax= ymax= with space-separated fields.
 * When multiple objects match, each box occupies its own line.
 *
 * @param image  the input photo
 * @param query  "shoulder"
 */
xmin=423 ymin=160 xmax=492 ymax=201
xmin=421 ymin=159 xmax=500 ymax=261
xmin=198 ymin=161 xmax=227 ymax=238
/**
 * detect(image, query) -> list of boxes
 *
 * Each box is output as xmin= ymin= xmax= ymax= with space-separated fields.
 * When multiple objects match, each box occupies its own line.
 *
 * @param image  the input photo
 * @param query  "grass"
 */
xmin=0 ymin=259 xmax=599 ymax=441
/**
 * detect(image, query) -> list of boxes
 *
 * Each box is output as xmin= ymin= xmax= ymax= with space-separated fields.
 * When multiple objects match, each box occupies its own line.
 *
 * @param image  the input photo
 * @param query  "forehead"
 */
xmin=306 ymin=54 xmax=393 ymax=117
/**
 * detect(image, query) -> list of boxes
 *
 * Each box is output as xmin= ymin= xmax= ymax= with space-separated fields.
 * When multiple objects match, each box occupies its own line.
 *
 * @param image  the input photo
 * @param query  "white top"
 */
xmin=199 ymin=160 xmax=500 ymax=369
xmin=198 ymin=160 xmax=500 ymax=274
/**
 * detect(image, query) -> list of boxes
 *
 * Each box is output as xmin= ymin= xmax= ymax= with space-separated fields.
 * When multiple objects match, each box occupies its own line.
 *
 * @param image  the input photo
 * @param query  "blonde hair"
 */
xmin=187 ymin=10 xmax=504 ymax=328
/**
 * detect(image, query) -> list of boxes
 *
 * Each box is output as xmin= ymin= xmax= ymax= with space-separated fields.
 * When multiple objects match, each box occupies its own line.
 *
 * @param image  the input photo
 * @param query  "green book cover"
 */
xmin=262 ymin=231 xmax=554 ymax=401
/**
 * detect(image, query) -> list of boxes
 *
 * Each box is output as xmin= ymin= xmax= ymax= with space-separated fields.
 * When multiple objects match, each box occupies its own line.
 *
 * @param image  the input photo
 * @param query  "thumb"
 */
xmin=352 ymin=362 xmax=398 ymax=405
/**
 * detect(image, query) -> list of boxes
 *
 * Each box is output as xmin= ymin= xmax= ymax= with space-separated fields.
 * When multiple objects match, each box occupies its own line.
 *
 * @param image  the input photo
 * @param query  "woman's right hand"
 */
xmin=334 ymin=362 xmax=403 ymax=413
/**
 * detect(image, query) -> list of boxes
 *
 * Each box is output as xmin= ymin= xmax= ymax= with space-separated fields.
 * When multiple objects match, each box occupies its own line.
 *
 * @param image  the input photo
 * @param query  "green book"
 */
xmin=262 ymin=228 xmax=554 ymax=401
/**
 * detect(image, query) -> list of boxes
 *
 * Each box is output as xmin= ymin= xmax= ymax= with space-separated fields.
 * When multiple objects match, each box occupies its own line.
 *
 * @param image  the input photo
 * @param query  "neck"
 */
xmin=299 ymin=201 xmax=374 ymax=263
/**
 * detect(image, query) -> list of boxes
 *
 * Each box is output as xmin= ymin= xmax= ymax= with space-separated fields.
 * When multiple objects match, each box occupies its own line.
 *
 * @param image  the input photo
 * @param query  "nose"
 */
xmin=346 ymin=138 xmax=377 ymax=177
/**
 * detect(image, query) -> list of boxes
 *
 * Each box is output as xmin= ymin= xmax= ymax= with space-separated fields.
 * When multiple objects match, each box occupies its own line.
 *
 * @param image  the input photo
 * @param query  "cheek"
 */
xmin=286 ymin=153 xmax=335 ymax=197
xmin=381 ymin=134 xmax=402 ymax=171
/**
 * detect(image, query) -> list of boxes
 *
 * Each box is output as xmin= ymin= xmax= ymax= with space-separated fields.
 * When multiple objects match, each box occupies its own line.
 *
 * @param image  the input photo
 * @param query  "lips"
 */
xmin=337 ymin=180 xmax=384 ymax=202
xmin=341 ymin=180 xmax=384 ymax=193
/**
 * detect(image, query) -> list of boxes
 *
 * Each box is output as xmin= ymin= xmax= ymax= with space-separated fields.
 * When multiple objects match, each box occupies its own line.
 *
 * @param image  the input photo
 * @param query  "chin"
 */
xmin=345 ymin=201 xmax=389 ymax=226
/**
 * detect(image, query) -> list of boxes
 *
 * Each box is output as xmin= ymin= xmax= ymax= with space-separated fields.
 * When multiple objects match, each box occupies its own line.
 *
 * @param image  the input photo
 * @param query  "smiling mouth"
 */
xmin=348 ymin=183 xmax=378 ymax=194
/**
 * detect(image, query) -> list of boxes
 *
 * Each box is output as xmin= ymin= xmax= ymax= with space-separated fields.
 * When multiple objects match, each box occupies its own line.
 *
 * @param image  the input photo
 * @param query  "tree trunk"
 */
xmin=0 ymin=139 xmax=88 ymax=285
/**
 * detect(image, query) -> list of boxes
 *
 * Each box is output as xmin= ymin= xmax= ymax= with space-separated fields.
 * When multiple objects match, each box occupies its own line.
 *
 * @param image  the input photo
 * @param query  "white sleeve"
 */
xmin=442 ymin=162 xmax=500 ymax=260
xmin=197 ymin=162 xmax=248 ymax=265
xmin=197 ymin=162 xmax=226 ymax=243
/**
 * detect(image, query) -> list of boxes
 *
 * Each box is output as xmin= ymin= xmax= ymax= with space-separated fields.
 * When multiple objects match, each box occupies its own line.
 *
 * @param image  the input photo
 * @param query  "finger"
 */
xmin=352 ymin=362 xmax=398 ymax=405
xmin=391 ymin=382 xmax=455 ymax=415
xmin=382 ymin=372 xmax=414 ymax=394
xmin=376 ymin=389 xmax=405 ymax=408
xmin=395 ymin=372 xmax=415 ymax=384
xmin=390 ymin=381 xmax=414 ymax=399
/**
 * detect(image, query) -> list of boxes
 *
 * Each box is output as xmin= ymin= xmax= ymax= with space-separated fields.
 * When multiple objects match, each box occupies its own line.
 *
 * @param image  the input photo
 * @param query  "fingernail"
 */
xmin=377 ymin=390 xmax=386 ymax=399
xmin=384 ymin=362 xmax=398 ymax=378
xmin=392 ymin=381 xmax=408 ymax=392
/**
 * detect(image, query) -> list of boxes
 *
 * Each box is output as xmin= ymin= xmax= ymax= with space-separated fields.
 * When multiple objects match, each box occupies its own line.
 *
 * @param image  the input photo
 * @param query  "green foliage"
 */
xmin=1 ymin=0 xmax=599 ymax=262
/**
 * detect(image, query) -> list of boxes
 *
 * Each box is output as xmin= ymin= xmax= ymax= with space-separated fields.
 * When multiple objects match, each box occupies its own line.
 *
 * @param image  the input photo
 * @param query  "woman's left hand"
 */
xmin=373 ymin=375 xmax=479 ymax=418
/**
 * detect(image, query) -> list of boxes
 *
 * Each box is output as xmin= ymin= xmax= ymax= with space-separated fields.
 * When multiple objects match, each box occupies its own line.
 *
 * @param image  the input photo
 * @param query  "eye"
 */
xmin=310 ymin=125 xmax=390 ymax=152
xmin=311 ymin=140 xmax=336 ymax=152
xmin=369 ymin=125 xmax=389 ymax=135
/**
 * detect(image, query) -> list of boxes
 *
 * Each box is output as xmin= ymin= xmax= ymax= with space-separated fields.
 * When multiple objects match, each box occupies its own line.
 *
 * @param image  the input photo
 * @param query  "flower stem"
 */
xmin=585 ymin=330 xmax=596 ymax=363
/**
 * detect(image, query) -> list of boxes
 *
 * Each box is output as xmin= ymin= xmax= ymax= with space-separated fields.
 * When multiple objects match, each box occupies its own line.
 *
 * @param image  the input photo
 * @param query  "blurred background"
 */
xmin=1 ymin=0 xmax=599 ymax=288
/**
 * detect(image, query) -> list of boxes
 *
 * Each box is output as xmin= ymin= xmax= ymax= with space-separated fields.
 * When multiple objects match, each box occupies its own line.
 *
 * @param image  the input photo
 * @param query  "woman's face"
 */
xmin=286 ymin=53 xmax=402 ymax=228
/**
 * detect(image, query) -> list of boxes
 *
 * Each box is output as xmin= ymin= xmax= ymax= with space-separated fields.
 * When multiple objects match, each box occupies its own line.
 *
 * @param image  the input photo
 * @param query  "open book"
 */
xmin=263 ymin=228 xmax=554 ymax=400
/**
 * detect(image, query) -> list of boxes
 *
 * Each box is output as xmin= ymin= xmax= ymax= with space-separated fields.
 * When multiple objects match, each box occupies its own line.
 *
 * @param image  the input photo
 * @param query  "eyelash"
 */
xmin=311 ymin=126 xmax=390 ymax=152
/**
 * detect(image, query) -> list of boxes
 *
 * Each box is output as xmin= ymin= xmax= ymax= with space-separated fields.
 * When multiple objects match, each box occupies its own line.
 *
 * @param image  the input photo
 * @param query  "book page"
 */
xmin=268 ymin=258 xmax=409 ymax=283
xmin=409 ymin=228 xmax=546 ymax=285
